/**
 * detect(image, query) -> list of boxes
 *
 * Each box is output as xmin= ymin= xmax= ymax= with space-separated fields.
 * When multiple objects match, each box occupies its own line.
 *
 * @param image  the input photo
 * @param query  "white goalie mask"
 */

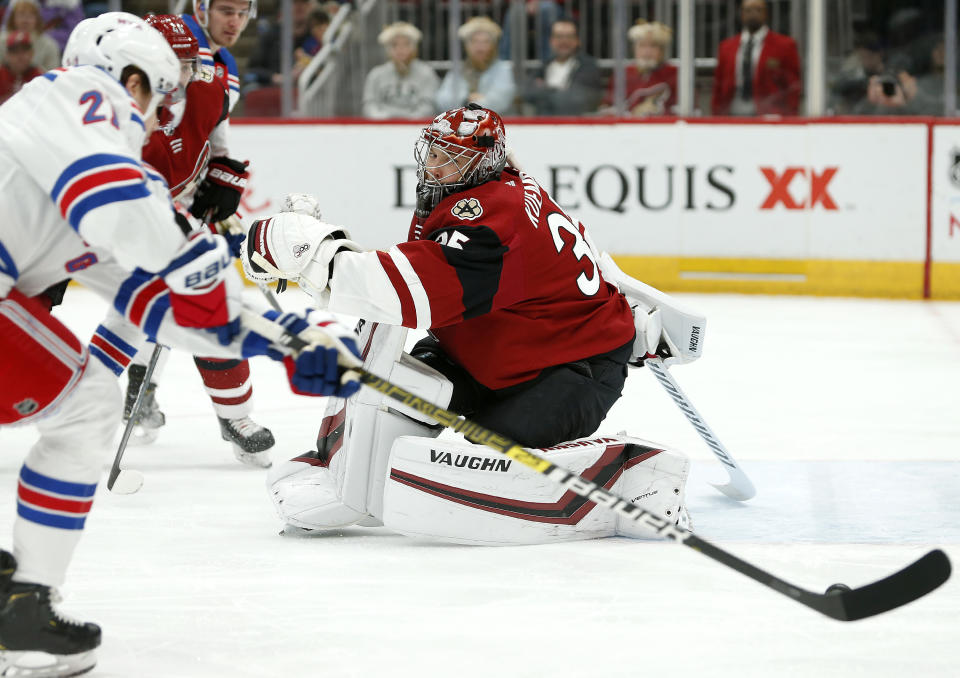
xmin=414 ymin=104 xmax=507 ymax=210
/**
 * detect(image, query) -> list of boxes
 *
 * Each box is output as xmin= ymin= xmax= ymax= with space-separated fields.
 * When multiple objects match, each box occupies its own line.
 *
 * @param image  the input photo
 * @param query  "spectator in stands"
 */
xmin=711 ymin=0 xmax=801 ymax=116
xmin=856 ymin=37 xmax=951 ymax=116
xmin=363 ymin=21 xmax=439 ymax=120
xmin=296 ymin=8 xmax=330 ymax=60
xmin=829 ymin=30 xmax=885 ymax=114
xmin=499 ymin=0 xmax=560 ymax=63
xmin=437 ymin=16 xmax=516 ymax=115
xmin=0 ymin=30 xmax=42 ymax=105
xmin=602 ymin=20 xmax=676 ymax=116
xmin=245 ymin=0 xmax=317 ymax=88
xmin=30 ymin=0 xmax=82 ymax=52
xmin=525 ymin=18 xmax=602 ymax=116
xmin=0 ymin=0 xmax=59 ymax=71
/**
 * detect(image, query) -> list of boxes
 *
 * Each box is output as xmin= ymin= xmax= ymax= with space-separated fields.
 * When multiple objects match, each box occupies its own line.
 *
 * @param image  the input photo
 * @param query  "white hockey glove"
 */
xmin=241 ymin=211 xmax=362 ymax=303
xmin=282 ymin=192 xmax=323 ymax=220
xmin=597 ymin=252 xmax=706 ymax=368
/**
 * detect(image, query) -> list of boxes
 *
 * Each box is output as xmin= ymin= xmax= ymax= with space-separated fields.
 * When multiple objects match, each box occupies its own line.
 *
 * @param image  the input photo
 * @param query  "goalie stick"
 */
xmin=242 ymin=308 xmax=951 ymax=621
xmin=107 ymin=344 xmax=163 ymax=494
xmin=646 ymin=358 xmax=756 ymax=501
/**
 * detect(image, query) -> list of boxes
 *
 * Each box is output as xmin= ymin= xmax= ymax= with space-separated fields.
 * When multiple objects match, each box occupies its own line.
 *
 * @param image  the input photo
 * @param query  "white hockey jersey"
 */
xmin=0 ymin=65 xmax=249 ymax=359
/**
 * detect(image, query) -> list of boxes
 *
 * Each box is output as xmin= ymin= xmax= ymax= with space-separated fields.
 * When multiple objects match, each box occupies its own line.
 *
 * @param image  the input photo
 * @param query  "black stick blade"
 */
xmin=824 ymin=549 xmax=952 ymax=621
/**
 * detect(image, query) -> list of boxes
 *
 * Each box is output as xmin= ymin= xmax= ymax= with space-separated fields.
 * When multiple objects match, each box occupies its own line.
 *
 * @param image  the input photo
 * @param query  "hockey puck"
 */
xmin=825 ymin=583 xmax=852 ymax=595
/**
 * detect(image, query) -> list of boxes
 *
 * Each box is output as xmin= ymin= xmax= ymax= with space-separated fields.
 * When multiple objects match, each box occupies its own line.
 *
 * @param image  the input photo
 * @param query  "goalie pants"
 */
xmin=411 ymin=335 xmax=634 ymax=448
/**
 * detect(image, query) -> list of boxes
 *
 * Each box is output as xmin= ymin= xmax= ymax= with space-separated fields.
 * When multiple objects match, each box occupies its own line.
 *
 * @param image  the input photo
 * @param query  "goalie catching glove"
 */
xmin=241 ymin=202 xmax=362 ymax=305
xmin=190 ymin=156 xmax=249 ymax=223
xmin=240 ymin=309 xmax=362 ymax=398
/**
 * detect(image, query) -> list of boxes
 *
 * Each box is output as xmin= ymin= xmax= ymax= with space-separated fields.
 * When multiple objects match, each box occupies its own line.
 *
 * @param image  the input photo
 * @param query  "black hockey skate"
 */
xmin=218 ymin=416 xmax=275 ymax=468
xmin=0 ymin=551 xmax=100 ymax=678
xmin=124 ymin=364 xmax=165 ymax=445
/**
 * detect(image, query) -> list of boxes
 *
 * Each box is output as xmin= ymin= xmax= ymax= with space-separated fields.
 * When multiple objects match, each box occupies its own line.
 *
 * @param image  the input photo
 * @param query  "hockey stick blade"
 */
xmin=107 ymin=344 xmax=163 ymax=494
xmin=690 ymin=535 xmax=951 ymax=621
xmin=243 ymin=310 xmax=952 ymax=620
xmin=819 ymin=549 xmax=951 ymax=621
xmin=646 ymin=359 xmax=756 ymax=501
xmin=109 ymin=469 xmax=144 ymax=495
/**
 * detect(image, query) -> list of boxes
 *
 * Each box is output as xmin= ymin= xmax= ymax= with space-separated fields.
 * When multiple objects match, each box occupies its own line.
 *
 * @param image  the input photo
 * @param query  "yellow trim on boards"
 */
xmin=611 ymin=255 xmax=937 ymax=299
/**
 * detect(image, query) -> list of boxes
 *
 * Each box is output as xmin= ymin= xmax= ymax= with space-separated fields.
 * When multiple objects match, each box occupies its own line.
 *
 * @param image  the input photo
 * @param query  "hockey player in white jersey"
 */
xmin=0 ymin=18 xmax=360 ymax=677
xmin=240 ymin=108 xmax=706 ymax=546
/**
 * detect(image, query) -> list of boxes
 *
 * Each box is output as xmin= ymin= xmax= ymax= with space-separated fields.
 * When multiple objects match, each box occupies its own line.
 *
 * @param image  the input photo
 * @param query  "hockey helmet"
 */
xmin=193 ymin=0 xmax=257 ymax=29
xmin=62 ymin=12 xmax=147 ymax=68
xmin=414 ymin=103 xmax=507 ymax=208
xmin=144 ymin=14 xmax=200 ymax=103
xmin=88 ymin=23 xmax=180 ymax=119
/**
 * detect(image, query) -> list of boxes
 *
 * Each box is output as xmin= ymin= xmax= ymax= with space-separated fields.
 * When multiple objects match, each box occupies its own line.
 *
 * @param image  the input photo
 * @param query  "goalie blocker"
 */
xmin=268 ymin=320 xmax=691 ymax=545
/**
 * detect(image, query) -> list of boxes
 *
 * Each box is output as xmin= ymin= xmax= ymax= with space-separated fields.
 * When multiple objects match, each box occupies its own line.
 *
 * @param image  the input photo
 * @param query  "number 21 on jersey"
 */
xmin=79 ymin=90 xmax=119 ymax=129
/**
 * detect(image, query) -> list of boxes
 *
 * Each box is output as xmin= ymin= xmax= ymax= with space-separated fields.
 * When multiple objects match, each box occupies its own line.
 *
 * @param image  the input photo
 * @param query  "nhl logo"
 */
xmin=950 ymin=149 xmax=960 ymax=189
xmin=451 ymin=198 xmax=483 ymax=220
xmin=14 ymin=398 xmax=39 ymax=416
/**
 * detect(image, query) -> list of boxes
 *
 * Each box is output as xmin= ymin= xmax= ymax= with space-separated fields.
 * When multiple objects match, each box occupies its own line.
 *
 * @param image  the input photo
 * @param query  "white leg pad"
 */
xmin=267 ymin=322 xmax=452 ymax=529
xmin=382 ymin=434 xmax=691 ymax=545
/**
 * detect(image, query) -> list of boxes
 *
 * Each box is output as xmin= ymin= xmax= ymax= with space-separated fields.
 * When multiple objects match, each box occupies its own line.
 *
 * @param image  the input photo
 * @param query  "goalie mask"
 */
xmin=414 ymin=103 xmax=507 ymax=212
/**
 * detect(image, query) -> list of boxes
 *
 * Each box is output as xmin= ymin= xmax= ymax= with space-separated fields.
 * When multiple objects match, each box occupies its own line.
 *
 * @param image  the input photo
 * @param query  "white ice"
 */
xmin=1 ymin=287 xmax=958 ymax=678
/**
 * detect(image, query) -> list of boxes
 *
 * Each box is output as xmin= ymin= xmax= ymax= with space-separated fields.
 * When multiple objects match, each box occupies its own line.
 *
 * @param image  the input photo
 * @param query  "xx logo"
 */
xmin=760 ymin=167 xmax=839 ymax=210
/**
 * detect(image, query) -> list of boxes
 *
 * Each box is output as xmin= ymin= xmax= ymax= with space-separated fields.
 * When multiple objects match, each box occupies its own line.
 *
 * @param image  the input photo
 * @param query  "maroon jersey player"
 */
xmin=245 ymin=104 xmax=636 ymax=447
xmin=92 ymin=14 xmax=275 ymax=466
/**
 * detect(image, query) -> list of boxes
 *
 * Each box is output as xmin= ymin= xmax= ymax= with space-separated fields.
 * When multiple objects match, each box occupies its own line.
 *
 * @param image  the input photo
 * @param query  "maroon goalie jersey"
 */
xmin=331 ymin=168 xmax=635 ymax=390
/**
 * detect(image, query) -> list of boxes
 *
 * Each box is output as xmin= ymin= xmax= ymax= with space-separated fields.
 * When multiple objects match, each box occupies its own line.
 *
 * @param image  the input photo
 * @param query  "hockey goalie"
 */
xmin=243 ymin=104 xmax=707 ymax=545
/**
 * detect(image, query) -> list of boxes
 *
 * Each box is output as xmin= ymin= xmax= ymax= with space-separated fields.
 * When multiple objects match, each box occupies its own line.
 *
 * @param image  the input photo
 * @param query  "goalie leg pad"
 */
xmin=267 ymin=322 xmax=453 ymax=528
xmin=381 ymin=434 xmax=691 ymax=545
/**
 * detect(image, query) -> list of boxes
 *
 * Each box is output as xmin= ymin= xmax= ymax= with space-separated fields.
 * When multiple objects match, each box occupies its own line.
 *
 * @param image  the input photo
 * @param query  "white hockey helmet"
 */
xmin=87 ymin=23 xmax=180 ymax=120
xmin=62 ymin=12 xmax=147 ymax=68
xmin=193 ymin=0 xmax=257 ymax=29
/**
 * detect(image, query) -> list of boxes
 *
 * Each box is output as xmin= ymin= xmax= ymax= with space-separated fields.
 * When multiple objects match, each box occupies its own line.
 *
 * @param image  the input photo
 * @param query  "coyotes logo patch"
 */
xmin=451 ymin=198 xmax=483 ymax=220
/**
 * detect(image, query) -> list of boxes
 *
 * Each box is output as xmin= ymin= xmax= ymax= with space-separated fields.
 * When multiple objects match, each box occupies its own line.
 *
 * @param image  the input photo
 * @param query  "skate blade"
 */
xmin=0 ymin=649 xmax=96 ymax=677
xmin=231 ymin=444 xmax=272 ymax=469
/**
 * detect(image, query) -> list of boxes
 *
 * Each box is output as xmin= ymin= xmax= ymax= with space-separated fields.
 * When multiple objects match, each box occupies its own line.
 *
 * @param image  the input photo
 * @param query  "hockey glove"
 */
xmin=161 ymin=231 xmax=241 ymax=343
xmin=240 ymin=309 xmax=362 ymax=398
xmin=241 ymin=212 xmax=362 ymax=303
xmin=190 ymin=157 xmax=249 ymax=223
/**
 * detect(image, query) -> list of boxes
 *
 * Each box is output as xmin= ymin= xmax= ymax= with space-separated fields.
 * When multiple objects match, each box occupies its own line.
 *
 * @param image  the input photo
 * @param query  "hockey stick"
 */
xmin=646 ymin=358 xmax=756 ymax=501
xmin=107 ymin=344 xmax=163 ymax=494
xmin=257 ymin=282 xmax=283 ymax=312
xmin=242 ymin=309 xmax=951 ymax=621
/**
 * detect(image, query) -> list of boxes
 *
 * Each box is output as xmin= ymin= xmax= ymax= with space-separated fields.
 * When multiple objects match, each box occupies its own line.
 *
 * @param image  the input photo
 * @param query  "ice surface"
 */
xmin=1 ymin=288 xmax=958 ymax=677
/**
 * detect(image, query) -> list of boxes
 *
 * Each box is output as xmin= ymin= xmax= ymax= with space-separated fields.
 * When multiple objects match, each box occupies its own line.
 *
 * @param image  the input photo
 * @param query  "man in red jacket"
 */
xmin=0 ymin=31 xmax=42 ymax=105
xmin=711 ymin=0 xmax=801 ymax=116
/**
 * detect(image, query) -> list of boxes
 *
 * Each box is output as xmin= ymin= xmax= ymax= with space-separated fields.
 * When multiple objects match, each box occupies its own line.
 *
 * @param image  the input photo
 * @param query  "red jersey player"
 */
xmin=92 ymin=14 xmax=276 ymax=467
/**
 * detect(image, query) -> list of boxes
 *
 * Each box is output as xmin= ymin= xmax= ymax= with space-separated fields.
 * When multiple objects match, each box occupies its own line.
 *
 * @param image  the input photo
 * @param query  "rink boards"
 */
xmin=231 ymin=118 xmax=960 ymax=299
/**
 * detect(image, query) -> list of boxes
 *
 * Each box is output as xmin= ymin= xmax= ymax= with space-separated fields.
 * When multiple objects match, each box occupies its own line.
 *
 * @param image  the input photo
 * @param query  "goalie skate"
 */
xmin=218 ymin=416 xmax=275 ymax=468
xmin=123 ymin=364 xmax=164 ymax=446
xmin=0 ymin=552 xmax=100 ymax=678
